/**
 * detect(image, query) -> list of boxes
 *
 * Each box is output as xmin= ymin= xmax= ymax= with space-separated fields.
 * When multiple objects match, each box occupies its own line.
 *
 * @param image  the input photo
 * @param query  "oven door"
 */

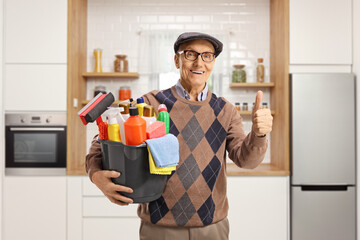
xmin=5 ymin=126 xmax=67 ymax=170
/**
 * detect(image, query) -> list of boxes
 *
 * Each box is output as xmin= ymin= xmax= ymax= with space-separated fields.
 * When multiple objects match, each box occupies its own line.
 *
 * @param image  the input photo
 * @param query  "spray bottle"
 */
xmin=124 ymin=107 xmax=147 ymax=145
xmin=96 ymin=116 xmax=108 ymax=140
xmin=157 ymin=104 xmax=170 ymax=134
xmin=115 ymin=107 xmax=126 ymax=144
xmin=136 ymin=97 xmax=147 ymax=116
xmin=119 ymin=102 xmax=130 ymax=121
xmin=142 ymin=105 xmax=157 ymax=128
xmin=104 ymin=108 xmax=122 ymax=142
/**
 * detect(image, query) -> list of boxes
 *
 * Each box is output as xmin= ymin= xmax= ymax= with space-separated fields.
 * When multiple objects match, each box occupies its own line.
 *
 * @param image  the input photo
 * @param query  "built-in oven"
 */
xmin=5 ymin=112 xmax=67 ymax=175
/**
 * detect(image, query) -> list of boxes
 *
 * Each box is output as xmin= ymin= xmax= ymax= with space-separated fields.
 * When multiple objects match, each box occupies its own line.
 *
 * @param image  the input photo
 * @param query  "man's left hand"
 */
xmin=251 ymin=90 xmax=273 ymax=137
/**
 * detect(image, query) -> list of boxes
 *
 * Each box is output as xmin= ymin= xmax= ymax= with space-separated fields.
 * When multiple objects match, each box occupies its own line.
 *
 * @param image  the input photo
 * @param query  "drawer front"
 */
xmin=83 ymin=218 xmax=140 ymax=240
xmin=82 ymin=177 xmax=103 ymax=196
xmin=83 ymin=196 xmax=138 ymax=217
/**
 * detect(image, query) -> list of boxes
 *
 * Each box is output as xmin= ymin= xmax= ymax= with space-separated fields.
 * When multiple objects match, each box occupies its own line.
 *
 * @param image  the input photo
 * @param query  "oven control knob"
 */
xmin=20 ymin=118 xmax=25 ymax=123
xmin=46 ymin=118 xmax=51 ymax=123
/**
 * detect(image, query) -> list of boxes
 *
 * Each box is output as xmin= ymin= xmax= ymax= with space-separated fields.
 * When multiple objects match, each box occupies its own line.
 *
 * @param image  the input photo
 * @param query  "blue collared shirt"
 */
xmin=175 ymin=80 xmax=208 ymax=101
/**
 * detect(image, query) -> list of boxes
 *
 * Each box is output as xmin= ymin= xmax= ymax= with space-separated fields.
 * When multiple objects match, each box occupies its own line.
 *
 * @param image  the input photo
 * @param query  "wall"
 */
xmin=353 ymin=0 xmax=360 ymax=237
xmin=0 ymin=0 xmax=4 ymax=236
xmin=86 ymin=0 xmax=272 ymax=163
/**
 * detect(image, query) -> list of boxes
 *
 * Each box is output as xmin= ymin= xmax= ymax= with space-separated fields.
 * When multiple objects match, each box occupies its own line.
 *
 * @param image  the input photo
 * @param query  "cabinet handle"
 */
xmin=10 ymin=127 xmax=65 ymax=131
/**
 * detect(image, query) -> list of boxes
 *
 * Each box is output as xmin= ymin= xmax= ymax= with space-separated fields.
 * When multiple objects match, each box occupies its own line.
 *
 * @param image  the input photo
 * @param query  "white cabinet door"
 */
xmin=83 ymin=218 xmax=140 ymax=240
xmin=4 ymin=0 xmax=67 ymax=63
xmin=3 ymin=176 xmax=67 ymax=240
xmin=82 ymin=177 xmax=140 ymax=239
xmin=290 ymin=0 xmax=352 ymax=65
xmin=4 ymin=64 xmax=67 ymax=111
xmin=227 ymin=176 xmax=289 ymax=240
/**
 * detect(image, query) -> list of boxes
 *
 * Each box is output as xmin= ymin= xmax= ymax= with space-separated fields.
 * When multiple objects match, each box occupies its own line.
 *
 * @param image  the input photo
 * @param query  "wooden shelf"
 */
xmin=239 ymin=110 xmax=275 ymax=115
xmin=226 ymin=163 xmax=289 ymax=176
xmin=230 ymin=82 xmax=275 ymax=88
xmin=82 ymin=72 xmax=139 ymax=78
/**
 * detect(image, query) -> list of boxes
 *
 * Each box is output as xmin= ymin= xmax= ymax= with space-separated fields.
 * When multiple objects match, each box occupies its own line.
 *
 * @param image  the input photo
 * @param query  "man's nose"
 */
xmin=193 ymin=55 xmax=204 ymax=67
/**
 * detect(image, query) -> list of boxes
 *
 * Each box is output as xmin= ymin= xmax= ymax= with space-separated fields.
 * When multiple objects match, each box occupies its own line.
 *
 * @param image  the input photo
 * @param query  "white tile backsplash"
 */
xmin=159 ymin=15 xmax=175 ymax=23
xmin=175 ymin=16 xmax=192 ymax=23
xmin=86 ymin=0 xmax=271 ymax=163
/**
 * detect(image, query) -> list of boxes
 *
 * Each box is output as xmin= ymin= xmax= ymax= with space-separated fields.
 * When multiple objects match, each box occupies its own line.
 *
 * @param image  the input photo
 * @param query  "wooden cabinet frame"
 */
xmin=67 ymin=0 xmax=289 ymax=175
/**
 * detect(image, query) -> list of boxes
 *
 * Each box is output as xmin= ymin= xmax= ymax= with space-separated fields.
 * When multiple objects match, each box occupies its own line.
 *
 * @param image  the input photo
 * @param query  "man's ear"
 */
xmin=174 ymin=54 xmax=180 ymax=69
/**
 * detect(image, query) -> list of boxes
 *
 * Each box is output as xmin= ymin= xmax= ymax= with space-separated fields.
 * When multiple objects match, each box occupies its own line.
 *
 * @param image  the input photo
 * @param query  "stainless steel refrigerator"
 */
xmin=290 ymin=73 xmax=356 ymax=240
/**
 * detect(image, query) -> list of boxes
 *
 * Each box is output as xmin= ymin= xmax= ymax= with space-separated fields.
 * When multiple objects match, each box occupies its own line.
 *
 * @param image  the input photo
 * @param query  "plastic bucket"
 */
xmin=98 ymin=139 xmax=167 ymax=203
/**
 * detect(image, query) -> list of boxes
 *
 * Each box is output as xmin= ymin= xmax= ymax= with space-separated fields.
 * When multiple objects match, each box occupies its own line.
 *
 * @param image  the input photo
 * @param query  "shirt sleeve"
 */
xmin=85 ymin=135 xmax=103 ymax=182
xmin=226 ymin=107 xmax=268 ymax=169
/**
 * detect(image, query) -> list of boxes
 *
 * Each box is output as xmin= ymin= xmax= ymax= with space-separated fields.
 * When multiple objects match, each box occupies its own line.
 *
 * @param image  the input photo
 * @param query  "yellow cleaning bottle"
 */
xmin=136 ymin=97 xmax=147 ymax=116
xmin=104 ymin=108 xmax=121 ymax=142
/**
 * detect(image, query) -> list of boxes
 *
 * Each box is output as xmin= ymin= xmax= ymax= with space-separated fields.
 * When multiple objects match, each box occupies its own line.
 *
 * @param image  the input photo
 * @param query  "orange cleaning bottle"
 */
xmin=124 ymin=107 xmax=147 ymax=145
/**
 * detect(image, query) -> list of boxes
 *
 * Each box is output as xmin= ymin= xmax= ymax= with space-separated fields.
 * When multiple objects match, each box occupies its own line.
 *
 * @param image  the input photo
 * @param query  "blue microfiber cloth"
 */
xmin=145 ymin=134 xmax=179 ymax=168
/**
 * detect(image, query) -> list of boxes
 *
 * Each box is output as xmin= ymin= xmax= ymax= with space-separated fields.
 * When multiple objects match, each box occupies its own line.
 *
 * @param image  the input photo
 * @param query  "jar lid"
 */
xmin=120 ymin=86 xmax=130 ymax=90
xmin=258 ymin=58 xmax=263 ymax=63
xmin=115 ymin=54 xmax=127 ymax=58
xmin=235 ymin=102 xmax=240 ymax=105
xmin=143 ymin=105 xmax=154 ymax=117
xmin=243 ymin=102 xmax=248 ymax=105
xmin=233 ymin=64 xmax=245 ymax=69
xmin=119 ymin=102 xmax=130 ymax=114
xmin=95 ymin=85 xmax=106 ymax=90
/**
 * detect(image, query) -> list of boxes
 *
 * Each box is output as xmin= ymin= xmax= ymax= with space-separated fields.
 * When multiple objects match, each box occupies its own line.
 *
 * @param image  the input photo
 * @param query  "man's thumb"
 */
xmin=108 ymin=170 xmax=120 ymax=178
xmin=253 ymin=91 xmax=263 ymax=112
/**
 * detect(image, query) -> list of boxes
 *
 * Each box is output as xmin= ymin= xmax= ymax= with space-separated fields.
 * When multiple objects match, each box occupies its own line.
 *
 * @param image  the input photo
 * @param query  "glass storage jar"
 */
xmin=94 ymin=86 xmax=106 ymax=97
xmin=232 ymin=64 xmax=246 ymax=83
xmin=114 ymin=54 xmax=128 ymax=72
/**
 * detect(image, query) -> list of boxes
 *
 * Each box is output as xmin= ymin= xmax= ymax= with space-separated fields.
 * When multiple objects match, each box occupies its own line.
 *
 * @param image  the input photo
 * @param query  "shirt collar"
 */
xmin=175 ymin=80 xmax=208 ymax=101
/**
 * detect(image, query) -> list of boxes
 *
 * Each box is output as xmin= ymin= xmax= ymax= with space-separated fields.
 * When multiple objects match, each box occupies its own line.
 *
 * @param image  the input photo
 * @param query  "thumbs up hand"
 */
xmin=252 ymin=91 xmax=273 ymax=137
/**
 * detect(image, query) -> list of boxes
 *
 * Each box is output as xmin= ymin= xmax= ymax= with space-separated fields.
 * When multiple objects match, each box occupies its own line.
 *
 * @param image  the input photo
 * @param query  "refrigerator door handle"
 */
xmin=297 ymin=183 xmax=350 ymax=186
xmin=300 ymin=185 xmax=350 ymax=191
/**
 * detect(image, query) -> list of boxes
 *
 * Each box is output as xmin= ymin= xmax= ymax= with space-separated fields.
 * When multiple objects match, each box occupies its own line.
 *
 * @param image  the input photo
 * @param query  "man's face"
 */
xmin=174 ymin=39 xmax=215 ymax=90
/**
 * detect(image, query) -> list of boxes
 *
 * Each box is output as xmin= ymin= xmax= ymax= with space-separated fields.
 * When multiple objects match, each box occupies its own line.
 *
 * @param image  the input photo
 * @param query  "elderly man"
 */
xmin=86 ymin=32 xmax=273 ymax=240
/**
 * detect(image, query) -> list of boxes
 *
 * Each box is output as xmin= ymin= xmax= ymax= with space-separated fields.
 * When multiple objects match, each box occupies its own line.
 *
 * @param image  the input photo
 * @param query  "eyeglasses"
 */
xmin=177 ymin=50 xmax=215 ymax=62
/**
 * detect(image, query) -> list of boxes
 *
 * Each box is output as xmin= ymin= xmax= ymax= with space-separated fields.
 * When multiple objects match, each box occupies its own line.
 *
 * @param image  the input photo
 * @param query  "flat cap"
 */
xmin=174 ymin=32 xmax=223 ymax=57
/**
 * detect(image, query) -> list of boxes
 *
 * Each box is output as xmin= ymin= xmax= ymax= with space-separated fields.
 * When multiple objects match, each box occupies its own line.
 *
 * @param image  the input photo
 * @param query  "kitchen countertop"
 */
xmin=73 ymin=162 xmax=290 ymax=176
xmin=226 ymin=163 xmax=290 ymax=176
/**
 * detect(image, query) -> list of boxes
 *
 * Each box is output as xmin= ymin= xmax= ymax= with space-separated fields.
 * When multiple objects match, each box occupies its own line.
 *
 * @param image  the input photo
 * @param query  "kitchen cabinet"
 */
xmin=290 ymin=0 xmax=352 ymax=65
xmin=67 ymin=176 xmax=140 ymax=239
xmin=227 ymin=176 xmax=289 ymax=240
xmin=4 ymin=0 xmax=67 ymax=63
xmin=83 ymin=218 xmax=140 ymax=240
xmin=4 ymin=64 xmax=67 ymax=111
xmin=3 ymin=0 xmax=67 ymax=112
xmin=3 ymin=176 xmax=67 ymax=240
xmin=68 ymin=176 xmax=288 ymax=240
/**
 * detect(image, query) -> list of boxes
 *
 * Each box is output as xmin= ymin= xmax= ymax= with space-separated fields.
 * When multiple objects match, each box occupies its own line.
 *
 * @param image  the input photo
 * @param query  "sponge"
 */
xmin=146 ymin=121 xmax=166 ymax=139
xmin=78 ymin=92 xmax=115 ymax=125
xmin=85 ymin=93 xmax=115 ymax=123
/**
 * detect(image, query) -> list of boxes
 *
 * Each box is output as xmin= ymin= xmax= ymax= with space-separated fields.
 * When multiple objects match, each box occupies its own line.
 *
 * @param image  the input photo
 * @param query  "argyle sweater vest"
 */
xmin=136 ymin=86 xmax=267 ymax=227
